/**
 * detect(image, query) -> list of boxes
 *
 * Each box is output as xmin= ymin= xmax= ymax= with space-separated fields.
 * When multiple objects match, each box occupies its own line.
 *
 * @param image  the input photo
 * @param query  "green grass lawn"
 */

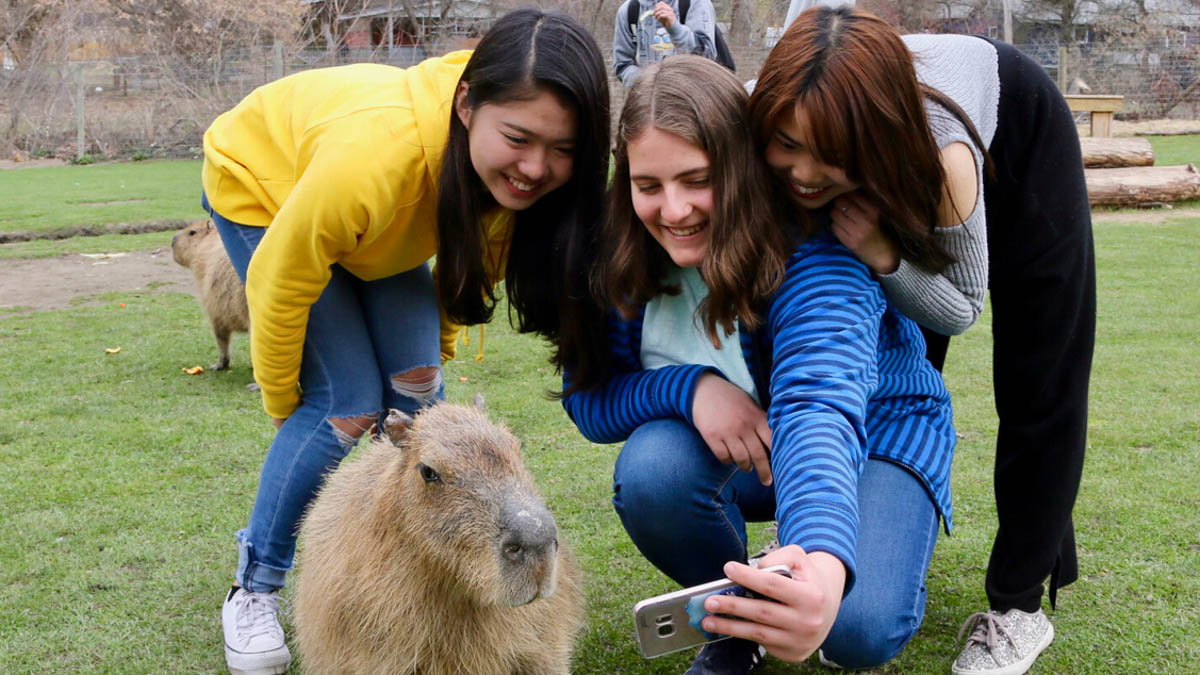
xmin=1143 ymin=133 xmax=1200 ymax=167
xmin=0 ymin=160 xmax=205 ymax=235
xmin=1 ymin=140 xmax=1198 ymax=672
xmin=0 ymin=215 xmax=1197 ymax=673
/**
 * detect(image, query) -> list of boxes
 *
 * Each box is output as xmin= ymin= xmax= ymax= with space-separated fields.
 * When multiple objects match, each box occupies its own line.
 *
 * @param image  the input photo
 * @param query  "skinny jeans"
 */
xmin=205 ymin=195 xmax=444 ymax=592
xmin=919 ymin=38 xmax=1095 ymax=613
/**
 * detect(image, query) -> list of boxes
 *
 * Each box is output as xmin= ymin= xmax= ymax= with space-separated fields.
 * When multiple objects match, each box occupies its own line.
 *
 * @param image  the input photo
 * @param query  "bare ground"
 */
xmin=0 ymin=248 xmax=197 ymax=318
xmin=3 ymin=205 xmax=1198 ymax=319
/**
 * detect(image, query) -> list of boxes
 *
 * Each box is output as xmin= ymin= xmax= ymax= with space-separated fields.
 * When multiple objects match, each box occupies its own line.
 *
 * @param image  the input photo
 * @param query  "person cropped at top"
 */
xmin=750 ymin=7 xmax=1095 ymax=674
xmin=613 ymin=0 xmax=717 ymax=88
xmin=202 ymin=9 xmax=611 ymax=674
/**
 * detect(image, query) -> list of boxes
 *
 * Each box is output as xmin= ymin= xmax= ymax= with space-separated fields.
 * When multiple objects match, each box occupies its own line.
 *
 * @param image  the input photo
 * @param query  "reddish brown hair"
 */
xmin=749 ymin=5 xmax=991 ymax=272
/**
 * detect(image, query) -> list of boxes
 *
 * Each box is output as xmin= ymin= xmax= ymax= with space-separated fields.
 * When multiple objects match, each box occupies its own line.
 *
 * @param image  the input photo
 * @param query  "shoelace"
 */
xmin=235 ymin=591 xmax=283 ymax=640
xmin=957 ymin=611 xmax=1013 ymax=652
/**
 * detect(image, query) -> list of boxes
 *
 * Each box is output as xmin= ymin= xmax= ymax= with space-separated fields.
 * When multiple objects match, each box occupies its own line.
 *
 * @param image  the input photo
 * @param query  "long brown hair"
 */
xmin=598 ymin=55 xmax=791 ymax=353
xmin=749 ymin=5 xmax=992 ymax=273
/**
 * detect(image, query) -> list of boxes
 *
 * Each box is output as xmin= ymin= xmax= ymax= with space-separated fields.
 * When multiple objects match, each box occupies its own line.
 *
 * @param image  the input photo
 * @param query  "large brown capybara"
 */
xmin=170 ymin=220 xmax=249 ymax=371
xmin=293 ymin=397 xmax=585 ymax=675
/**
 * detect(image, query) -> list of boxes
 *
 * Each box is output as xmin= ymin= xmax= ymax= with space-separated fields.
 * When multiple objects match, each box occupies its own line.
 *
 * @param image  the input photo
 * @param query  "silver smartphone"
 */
xmin=631 ymin=564 xmax=793 ymax=659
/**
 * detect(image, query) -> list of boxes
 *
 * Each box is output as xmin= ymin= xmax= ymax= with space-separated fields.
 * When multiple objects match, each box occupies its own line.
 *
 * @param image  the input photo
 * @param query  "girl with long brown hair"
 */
xmin=562 ymin=55 xmax=956 ymax=673
xmin=750 ymin=6 xmax=1095 ymax=674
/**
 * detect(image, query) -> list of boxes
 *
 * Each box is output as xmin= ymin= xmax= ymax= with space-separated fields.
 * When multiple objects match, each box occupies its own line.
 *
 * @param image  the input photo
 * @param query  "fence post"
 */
xmin=273 ymin=39 xmax=284 ymax=80
xmin=75 ymin=63 xmax=85 ymax=161
xmin=1058 ymin=45 xmax=1068 ymax=92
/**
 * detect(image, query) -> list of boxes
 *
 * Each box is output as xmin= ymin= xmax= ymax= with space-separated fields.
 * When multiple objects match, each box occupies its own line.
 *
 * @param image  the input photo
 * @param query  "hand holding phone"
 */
xmin=702 ymin=548 xmax=848 ymax=664
xmin=632 ymin=564 xmax=793 ymax=658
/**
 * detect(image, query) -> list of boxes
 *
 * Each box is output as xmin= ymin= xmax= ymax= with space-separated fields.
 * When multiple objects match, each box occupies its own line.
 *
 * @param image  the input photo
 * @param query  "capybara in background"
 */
xmin=170 ymin=220 xmax=249 ymax=371
xmin=293 ymin=398 xmax=585 ymax=674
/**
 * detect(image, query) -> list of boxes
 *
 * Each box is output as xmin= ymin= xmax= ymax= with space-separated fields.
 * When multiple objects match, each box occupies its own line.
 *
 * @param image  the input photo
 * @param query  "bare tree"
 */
xmin=729 ymin=0 xmax=755 ymax=43
xmin=1091 ymin=0 xmax=1200 ymax=116
xmin=1018 ymin=0 xmax=1100 ymax=45
xmin=0 ymin=0 xmax=96 ymax=152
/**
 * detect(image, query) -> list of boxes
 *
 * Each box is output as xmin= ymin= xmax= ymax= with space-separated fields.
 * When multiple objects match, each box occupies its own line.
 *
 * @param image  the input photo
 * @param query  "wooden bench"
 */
xmin=1065 ymin=94 xmax=1124 ymax=137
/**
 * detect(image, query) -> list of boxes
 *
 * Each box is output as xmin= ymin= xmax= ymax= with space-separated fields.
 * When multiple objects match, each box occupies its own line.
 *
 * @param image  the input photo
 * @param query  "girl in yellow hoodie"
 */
xmin=204 ymin=10 xmax=610 ymax=674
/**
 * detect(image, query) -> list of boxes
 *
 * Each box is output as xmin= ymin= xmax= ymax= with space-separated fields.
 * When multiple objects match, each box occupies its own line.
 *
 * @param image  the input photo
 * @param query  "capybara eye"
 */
xmin=417 ymin=463 xmax=441 ymax=483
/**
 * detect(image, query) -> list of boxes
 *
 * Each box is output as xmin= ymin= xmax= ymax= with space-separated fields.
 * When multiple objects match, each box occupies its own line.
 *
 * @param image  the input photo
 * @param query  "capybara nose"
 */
xmin=500 ymin=498 xmax=558 ymax=562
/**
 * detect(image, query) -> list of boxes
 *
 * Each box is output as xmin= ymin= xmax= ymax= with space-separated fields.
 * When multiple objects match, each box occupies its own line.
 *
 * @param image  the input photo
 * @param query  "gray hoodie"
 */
xmin=613 ymin=0 xmax=717 ymax=88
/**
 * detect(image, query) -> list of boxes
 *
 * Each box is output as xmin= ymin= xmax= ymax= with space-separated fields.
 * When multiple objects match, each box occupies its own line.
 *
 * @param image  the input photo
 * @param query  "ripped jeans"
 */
xmin=207 ymin=197 xmax=443 ymax=592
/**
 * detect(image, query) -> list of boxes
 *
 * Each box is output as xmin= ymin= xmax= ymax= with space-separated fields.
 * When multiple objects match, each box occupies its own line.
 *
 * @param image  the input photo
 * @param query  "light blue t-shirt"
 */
xmin=640 ymin=266 xmax=760 ymax=404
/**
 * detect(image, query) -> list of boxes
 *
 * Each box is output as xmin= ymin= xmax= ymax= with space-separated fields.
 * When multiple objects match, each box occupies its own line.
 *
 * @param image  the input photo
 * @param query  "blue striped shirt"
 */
xmin=563 ymin=233 xmax=956 ymax=586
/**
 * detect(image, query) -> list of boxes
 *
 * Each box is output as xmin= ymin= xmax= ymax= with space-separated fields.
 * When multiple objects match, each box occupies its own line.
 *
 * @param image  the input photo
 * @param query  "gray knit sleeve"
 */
xmin=876 ymin=209 xmax=988 ymax=335
xmin=874 ymin=94 xmax=990 ymax=336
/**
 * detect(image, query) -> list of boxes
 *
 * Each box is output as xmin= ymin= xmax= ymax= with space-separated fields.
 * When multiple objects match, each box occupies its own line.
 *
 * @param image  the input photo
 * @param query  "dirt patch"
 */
xmin=1 ymin=204 xmax=1194 ymax=321
xmin=0 ymin=248 xmax=197 ymax=319
xmin=0 ymin=158 xmax=68 ymax=170
xmin=1091 ymin=206 xmax=1200 ymax=224
xmin=1112 ymin=119 xmax=1200 ymax=136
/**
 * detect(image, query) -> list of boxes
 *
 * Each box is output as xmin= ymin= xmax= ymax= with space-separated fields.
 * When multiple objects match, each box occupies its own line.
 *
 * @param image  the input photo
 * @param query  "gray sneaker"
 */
xmin=951 ymin=608 xmax=1054 ymax=675
xmin=222 ymin=586 xmax=291 ymax=675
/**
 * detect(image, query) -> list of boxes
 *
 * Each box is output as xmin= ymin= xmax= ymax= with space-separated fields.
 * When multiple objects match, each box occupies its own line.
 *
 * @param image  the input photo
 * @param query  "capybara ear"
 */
xmin=205 ymin=219 xmax=214 ymax=233
xmin=382 ymin=409 xmax=414 ymax=445
xmin=473 ymin=393 xmax=487 ymax=413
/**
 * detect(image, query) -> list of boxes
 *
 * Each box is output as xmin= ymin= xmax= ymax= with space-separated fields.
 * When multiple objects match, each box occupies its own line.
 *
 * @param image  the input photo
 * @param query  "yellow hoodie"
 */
xmin=202 ymin=51 xmax=512 ymax=419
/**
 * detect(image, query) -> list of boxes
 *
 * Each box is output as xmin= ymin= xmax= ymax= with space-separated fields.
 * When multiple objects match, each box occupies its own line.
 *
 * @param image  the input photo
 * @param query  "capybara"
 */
xmin=293 ymin=398 xmax=585 ymax=675
xmin=170 ymin=220 xmax=249 ymax=371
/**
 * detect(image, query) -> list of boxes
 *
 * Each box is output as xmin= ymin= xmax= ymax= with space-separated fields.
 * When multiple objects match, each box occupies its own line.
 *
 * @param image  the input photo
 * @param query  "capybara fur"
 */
xmin=170 ymin=220 xmax=248 ymax=371
xmin=293 ymin=399 xmax=585 ymax=675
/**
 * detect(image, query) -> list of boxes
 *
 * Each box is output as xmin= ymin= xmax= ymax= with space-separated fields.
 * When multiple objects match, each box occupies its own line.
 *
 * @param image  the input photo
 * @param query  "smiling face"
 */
xmin=764 ymin=104 xmax=859 ymax=210
xmin=627 ymin=127 xmax=714 ymax=269
xmin=455 ymin=84 xmax=577 ymax=211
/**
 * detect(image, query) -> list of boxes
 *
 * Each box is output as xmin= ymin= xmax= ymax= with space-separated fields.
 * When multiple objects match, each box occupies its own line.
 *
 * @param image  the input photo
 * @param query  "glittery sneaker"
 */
xmin=951 ymin=608 xmax=1054 ymax=675
xmin=222 ymin=586 xmax=291 ymax=675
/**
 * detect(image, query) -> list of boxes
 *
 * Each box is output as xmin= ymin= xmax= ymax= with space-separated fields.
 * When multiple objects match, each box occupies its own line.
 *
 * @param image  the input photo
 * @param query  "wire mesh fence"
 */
xmin=2 ymin=30 xmax=1197 ymax=159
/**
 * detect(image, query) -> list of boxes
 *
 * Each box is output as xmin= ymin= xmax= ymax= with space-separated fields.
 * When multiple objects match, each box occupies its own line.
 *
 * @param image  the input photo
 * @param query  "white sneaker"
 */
xmin=222 ymin=586 xmax=291 ymax=675
xmin=951 ymin=608 xmax=1054 ymax=675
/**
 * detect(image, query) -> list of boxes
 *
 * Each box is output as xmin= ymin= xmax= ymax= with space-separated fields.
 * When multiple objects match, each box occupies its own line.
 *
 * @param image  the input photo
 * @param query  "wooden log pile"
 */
xmin=1080 ymin=137 xmax=1154 ymax=168
xmin=1079 ymin=133 xmax=1200 ymax=207
xmin=1085 ymin=164 xmax=1200 ymax=207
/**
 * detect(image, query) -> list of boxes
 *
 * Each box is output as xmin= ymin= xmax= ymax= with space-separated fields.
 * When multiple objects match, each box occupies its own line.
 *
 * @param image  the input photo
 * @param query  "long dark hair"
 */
xmin=436 ymin=8 xmax=610 ymax=376
xmin=749 ymin=5 xmax=992 ymax=273
xmin=566 ymin=56 xmax=790 ymax=392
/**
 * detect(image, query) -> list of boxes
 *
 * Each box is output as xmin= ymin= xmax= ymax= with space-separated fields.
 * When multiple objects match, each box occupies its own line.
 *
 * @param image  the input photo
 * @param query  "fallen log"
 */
xmin=1086 ymin=164 xmax=1200 ymax=207
xmin=1079 ymin=137 xmax=1155 ymax=168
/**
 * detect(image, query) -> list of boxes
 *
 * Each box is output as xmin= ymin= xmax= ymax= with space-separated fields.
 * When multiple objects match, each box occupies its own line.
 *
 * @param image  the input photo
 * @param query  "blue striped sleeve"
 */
xmin=767 ymin=238 xmax=885 ymax=591
xmin=563 ymin=363 xmax=716 ymax=443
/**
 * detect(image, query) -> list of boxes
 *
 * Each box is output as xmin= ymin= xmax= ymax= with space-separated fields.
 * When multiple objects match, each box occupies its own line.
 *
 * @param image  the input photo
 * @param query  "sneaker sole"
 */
xmin=225 ymin=644 xmax=290 ymax=675
xmin=951 ymin=621 xmax=1055 ymax=675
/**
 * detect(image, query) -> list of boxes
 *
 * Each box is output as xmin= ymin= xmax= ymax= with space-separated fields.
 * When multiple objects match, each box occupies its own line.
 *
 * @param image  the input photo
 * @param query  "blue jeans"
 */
xmin=613 ymin=419 xmax=940 ymax=669
xmin=206 ymin=197 xmax=444 ymax=592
